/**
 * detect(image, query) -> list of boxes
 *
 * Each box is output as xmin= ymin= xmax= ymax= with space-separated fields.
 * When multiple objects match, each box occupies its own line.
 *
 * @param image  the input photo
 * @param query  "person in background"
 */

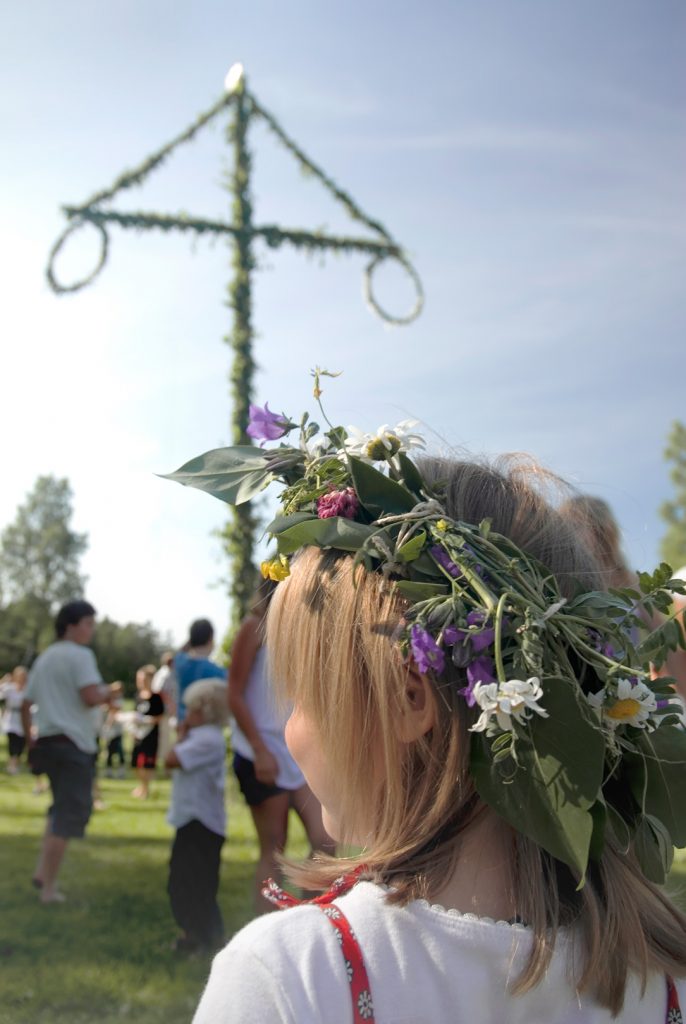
xmin=130 ymin=664 xmax=164 ymax=799
xmin=103 ymin=681 xmax=126 ymax=778
xmin=152 ymin=651 xmax=176 ymax=767
xmin=1 ymin=665 xmax=28 ymax=774
xmin=562 ymin=494 xmax=686 ymax=698
xmin=165 ymin=677 xmax=228 ymax=954
xmin=21 ymin=600 xmax=113 ymax=903
xmin=229 ymin=576 xmax=333 ymax=913
xmin=174 ymin=621 xmax=226 ymax=723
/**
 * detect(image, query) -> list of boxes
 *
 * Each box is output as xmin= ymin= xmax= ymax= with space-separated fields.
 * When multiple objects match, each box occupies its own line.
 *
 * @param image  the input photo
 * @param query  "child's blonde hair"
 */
xmin=183 ymin=678 xmax=229 ymax=726
xmin=267 ymin=454 xmax=686 ymax=1015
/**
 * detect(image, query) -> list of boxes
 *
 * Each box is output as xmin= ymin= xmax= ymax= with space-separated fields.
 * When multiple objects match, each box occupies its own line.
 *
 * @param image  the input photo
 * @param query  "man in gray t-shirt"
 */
xmin=22 ymin=600 xmax=114 ymax=904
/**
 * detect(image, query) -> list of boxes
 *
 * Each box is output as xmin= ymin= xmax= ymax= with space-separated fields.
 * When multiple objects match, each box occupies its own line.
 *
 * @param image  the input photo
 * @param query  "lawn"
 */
xmin=1 ymin=750 xmax=685 ymax=1024
xmin=0 ymin=753 xmax=310 ymax=1024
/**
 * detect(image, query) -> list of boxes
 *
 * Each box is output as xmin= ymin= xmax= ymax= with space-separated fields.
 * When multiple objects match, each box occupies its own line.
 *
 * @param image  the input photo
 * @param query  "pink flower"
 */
xmin=317 ymin=487 xmax=360 ymax=520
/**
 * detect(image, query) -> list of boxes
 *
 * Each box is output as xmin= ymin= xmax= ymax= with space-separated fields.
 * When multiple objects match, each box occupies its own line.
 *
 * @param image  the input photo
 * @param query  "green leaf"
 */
xmin=479 ymin=518 xmax=493 ymax=540
xmin=394 ymin=580 xmax=449 ymax=601
xmin=625 ymin=728 xmax=686 ymax=846
xmin=566 ymin=591 xmax=631 ymax=619
xmin=396 ymin=452 xmax=425 ymax=497
xmin=274 ymin=516 xmax=376 ymax=555
xmin=397 ymin=531 xmax=426 ymax=563
xmin=471 ymin=676 xmax=605 ymax=880
xmin=266 ymin=512 xmax=315 ymax=536
xmin=161 ymin=446 xmax=273 ymax=505
xmin=348 ymin=457 xmax=416 ymax=516
xmin=633 ymin=814 xmax=673 ymax=884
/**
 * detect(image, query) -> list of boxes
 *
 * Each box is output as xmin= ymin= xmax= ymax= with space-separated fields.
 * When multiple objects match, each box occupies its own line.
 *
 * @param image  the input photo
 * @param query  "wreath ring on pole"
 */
xmin=363 ymin=252 xmax=425 ymax=326
xmin=46 ymin=217 xmax=109 ymax=295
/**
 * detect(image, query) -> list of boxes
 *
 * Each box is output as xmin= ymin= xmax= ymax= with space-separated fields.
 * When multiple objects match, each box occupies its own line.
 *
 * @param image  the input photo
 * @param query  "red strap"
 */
xmin=262 ymin=869 xmax=375 ymax=1023
xmin=666 ymin=976 xmax=683 ymax=1023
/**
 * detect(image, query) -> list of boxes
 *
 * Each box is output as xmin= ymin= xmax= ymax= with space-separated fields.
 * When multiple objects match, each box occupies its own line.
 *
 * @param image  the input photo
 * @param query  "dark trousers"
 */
xmin=167 ymin=820 xmax=224 ymax=948
xmin=106 ymin=736 xmax=124 ymax=767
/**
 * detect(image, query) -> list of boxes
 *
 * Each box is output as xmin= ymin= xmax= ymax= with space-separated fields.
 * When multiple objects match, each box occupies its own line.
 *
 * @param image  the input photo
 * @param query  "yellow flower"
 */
xmin=435 ymin=519 xmax=449 ymax=532
xmin=260 ymin=556 xmax=290 ymax=582
xmin=605 ymin=698 xmax=642 ymax=722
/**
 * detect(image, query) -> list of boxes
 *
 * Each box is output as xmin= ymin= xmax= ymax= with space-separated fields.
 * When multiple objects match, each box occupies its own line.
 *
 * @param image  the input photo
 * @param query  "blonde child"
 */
xmin=165 ymin=678 xmax=228 ymax=953
xmin=177 ymin=401 xmax=686 ymax=1023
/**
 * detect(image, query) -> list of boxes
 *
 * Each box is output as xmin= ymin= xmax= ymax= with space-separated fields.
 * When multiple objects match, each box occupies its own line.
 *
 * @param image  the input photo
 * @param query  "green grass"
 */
xmin=0 ymin=753 xmax=310 ymax=1024
xmin=2 ymin=751 xmax=685 ymax=1024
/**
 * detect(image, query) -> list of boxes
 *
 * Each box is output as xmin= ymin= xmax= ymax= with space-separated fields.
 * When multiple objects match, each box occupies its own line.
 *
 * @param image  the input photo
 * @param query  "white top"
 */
xmin=194 ymin=880 xmax=685 ymax=1024
xmin=230 ymin=647 xmax=305 ymax=790
xmin=152 ymin=664 xmax=176 ymax=701
xmin=25 ymin=641 xmax=103 ymax=754
xmin=167 ymin=724 xmax=226 ymax=837
xmin=0 ymin=681 xmax=25 ymax=735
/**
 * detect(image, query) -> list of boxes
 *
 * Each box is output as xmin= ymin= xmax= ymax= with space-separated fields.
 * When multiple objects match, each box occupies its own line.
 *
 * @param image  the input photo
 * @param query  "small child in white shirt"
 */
xmin=165 ymin=677 xmax=228 ymax=953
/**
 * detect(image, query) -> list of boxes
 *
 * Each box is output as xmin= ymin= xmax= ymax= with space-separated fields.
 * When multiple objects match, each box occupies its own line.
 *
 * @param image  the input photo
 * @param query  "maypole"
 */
xmin=46 ymin=64 xmax=424 ymax=641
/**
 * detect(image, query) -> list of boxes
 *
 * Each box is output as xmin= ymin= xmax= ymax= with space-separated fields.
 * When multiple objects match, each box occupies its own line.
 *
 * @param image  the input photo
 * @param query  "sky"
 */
xmin=2 ymin=1 xmax=685 ymax=648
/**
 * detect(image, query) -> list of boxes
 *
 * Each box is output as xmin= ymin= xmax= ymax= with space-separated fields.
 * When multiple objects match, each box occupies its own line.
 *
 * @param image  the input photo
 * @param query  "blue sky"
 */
xmin=2 ymin=1 xmax=685 ymax=645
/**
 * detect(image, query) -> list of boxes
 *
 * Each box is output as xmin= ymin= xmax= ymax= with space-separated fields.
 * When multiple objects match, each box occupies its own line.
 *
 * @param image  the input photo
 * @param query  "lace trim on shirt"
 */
xmin=414 ymin=898 xmax=533 ymax=929
xmin=364 ymin=881 xmax=533 ymax=930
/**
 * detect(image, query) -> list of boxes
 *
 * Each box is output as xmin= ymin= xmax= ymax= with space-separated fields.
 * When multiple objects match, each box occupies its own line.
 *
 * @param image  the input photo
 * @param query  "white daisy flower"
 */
xmin=587 ymin=678 xmax=658 ymax=730
xmin=342 ymin=420 xmax=425 ymax=465
xmin=470 ymin=677 xmax=548 ymax=734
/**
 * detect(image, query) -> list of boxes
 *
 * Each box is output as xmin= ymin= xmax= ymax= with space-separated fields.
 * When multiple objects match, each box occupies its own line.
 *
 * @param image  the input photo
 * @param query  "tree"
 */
xmin=0 ymin=476 xmax=88 ymax=662
xmin=660 ymin=420 xmax=686 ymax=572
xmin=91 ymin=618 xmax=166 ymax=698
xmin=0 ymin=595 xmax=55 ymax=670
xmin=0 ymin=476 xmax=88 ymax=606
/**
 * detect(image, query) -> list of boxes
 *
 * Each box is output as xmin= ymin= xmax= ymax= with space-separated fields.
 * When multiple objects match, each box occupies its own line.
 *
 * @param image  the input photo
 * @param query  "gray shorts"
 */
xmin=38 ymin=737 xmax=94 ymax=839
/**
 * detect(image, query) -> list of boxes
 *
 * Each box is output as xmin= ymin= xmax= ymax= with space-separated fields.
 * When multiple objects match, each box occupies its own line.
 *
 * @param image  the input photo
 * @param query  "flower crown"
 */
xmin=165 ymin=369 xmax=686 ymax=885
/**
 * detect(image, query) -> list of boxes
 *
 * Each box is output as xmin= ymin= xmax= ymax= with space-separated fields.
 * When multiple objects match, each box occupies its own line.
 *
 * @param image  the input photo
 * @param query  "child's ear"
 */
xmin=396 ymin=668 xmax=436 ymax=743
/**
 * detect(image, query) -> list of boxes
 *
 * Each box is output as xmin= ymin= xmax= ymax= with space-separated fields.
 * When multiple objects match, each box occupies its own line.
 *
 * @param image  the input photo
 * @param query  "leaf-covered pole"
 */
xmin=45 ymin=64 xmax=424 ymax=649
xmin=221 ymin=74 xmax=259 ymax=642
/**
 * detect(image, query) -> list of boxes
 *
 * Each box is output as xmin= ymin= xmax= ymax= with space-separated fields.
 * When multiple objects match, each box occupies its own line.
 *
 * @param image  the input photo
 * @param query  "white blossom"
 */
xmin=342 ymin=420 xmax=425 ymax=465
xmin=587 ymin=677 xmax=658 ymax=730
xmin=470 ymin=677 xmax=548 ymax=734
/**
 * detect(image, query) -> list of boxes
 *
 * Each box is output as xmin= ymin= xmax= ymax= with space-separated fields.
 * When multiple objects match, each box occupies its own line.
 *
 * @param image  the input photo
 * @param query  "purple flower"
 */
xmin=460 ymin=655 xmax=496 ymax=707
xmin=443 ymin=625 xmax=459 ymax=645
xmin=462 ymin=610 xmax=496 ymax=652
xmin=246 ymin=402 xmax=290 ymax=442
xmin=410 ymin=625 xmax=445 ymax=675
xmin=430 ymin=545 xmax=462 ymax=578
xmin=317 ymin=487 xmax=360 ymax=520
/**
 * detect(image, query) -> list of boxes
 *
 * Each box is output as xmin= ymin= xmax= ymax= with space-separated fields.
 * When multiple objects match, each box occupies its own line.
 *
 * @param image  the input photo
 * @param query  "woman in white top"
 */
xmin=229 ymin=575 xmax=333 ymax=913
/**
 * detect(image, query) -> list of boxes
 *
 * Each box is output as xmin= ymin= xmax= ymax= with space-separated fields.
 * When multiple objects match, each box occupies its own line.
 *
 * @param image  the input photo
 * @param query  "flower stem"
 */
xmin=494 ymin=591 xmax=508 ymax=682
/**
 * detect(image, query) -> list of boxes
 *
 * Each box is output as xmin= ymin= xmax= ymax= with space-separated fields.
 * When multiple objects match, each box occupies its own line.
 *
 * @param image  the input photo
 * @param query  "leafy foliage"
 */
xmin=165 ymin=386 xmax=686 ymax=884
